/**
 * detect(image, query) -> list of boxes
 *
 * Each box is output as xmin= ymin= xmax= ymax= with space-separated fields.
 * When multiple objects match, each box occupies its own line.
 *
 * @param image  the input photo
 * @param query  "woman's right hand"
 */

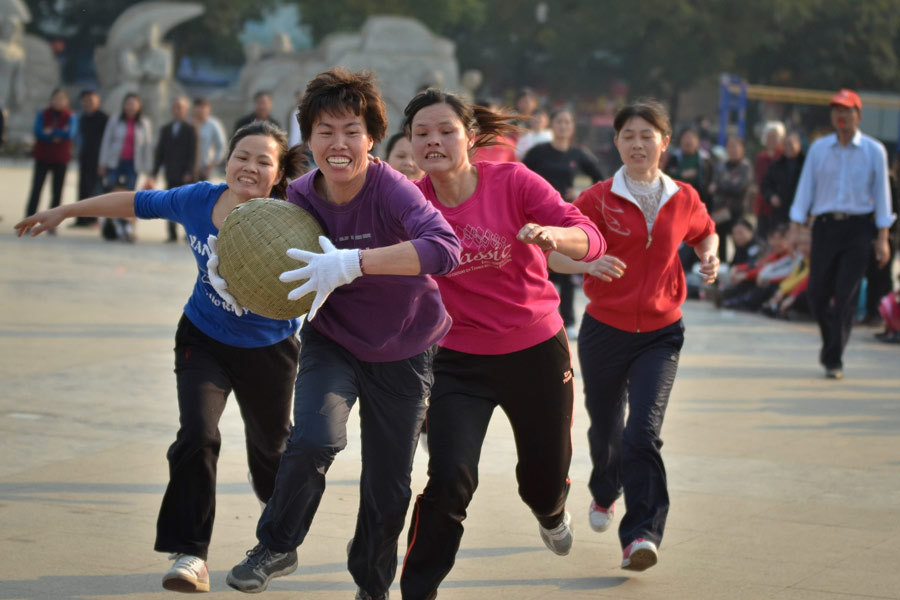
xmin=584 ymin=255 xmax=627 ymax=282
xmin=15 ymin=207 xmax=66 ymax=237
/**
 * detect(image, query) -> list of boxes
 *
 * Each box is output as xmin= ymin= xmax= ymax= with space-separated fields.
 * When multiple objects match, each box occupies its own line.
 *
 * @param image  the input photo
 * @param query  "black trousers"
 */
xmin=550 ymin=272 xmax=577 ymax=326
xmin=401 ymin=329 xmax=574 ymax=600
xmin=25 ymin=160 xmax=68 ymax=217
xmin=808 ymin=214 xmax=875 ymax=369
xmin=154 ymin=315 xmax=300 ymax=560
xmin=74 ymin=160 xmax=101 ymax=225
xmin=256 ymin=323 xmax=434 ymax=597
xmin=578 ymin=315 xmax=684 ymax=549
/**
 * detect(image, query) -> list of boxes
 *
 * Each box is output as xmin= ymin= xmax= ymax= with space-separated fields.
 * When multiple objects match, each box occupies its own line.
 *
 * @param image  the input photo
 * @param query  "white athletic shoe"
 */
xmin=162 ymin=553 xmax=210 ymax=593
xmin=621 ymin=538 xmax=658 ymax=571
xmin=589 ymin=500 xmax=615 ymax=532
xmin=539 ymin=510 xmax=573 ymax=556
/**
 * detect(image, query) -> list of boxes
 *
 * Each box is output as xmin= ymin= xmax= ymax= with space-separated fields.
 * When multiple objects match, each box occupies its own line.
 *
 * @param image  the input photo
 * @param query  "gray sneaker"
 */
xmin=539 ymin=509 xmax=573 ymax=556
xmin=226 ymin=543 xmax=298 ymax=593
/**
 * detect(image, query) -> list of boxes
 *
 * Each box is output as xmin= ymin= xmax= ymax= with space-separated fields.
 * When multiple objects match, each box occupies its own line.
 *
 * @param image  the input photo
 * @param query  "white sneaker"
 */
xmin=589 ymin=500 xmax=615 ymax=532
xmin=162 ymin=553 xmax=210 ymax=593
xmin=539 ymin=510 xmax=573 ymax=556
xmin=621 ymin=538 xmax=658 ymax=571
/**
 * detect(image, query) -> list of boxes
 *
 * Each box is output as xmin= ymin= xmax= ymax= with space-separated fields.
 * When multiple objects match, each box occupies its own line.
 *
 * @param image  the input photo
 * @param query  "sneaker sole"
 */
xmin=225 ymin=563 xmax=298 ymax=593
xmin=589 ymin=517 xmax=612 ymax=532
xmin=622 ymin=547 xmax=658 ymax=571
xmin=162 ymin=574 xmax=210 ymax=593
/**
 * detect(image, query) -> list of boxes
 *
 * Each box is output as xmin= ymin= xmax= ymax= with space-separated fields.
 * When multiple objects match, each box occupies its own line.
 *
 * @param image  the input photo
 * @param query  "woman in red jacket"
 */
xmin=550 ymin=100 xmax=719 ymax=571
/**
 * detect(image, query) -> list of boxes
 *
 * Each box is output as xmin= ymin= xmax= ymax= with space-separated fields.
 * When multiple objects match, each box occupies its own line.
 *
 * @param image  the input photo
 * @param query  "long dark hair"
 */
xmin=402 ymin=88 xmax=520 ymax=150
xmin=228 ymin=121 xmax=309 ymax=200
xmin=119 ymin=92 xmax=143 ymax=122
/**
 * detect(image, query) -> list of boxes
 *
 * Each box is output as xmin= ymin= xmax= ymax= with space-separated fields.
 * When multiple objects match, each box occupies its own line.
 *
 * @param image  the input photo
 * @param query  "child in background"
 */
xmin=761 ymin=227 xmax=811 ymax=319
xmin=723 ymin=224 xmax=803 ymax=312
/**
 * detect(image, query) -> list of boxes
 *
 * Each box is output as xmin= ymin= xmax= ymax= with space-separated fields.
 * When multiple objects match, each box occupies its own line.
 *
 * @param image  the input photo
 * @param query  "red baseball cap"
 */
xmin=829 ymin=89 xmax=862 ymax=110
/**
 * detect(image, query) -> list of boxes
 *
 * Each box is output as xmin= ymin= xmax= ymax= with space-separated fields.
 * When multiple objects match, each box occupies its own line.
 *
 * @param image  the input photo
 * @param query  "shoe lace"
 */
xmin=243 ymin=543 xmax=272 ymax=567
xmin=168 ymin=553 xmax=204 ymax=572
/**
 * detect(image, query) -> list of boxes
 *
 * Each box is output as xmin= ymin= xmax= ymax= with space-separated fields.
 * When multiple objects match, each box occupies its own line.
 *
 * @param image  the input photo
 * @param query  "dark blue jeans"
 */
xmin=578 ymin=314 xmax=684 ymax=549
xmin=257 ymin=323 xmax=434 ymax=596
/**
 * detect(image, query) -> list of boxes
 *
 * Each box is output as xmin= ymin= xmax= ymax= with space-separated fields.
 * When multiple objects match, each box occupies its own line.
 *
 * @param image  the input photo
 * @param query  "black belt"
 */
xmin=816 ymin=212 xmax=873 ymax=223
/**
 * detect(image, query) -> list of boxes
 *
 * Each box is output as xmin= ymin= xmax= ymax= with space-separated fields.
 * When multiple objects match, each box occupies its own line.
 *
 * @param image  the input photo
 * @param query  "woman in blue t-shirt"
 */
xmin=15 ymin=121 xmax=308 ymax=593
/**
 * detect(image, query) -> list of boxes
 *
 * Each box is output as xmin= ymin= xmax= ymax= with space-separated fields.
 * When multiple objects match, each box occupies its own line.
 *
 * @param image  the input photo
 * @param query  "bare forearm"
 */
xmin=60 ymin=192 xmax=137 ymax=219
xmin=694 ymin=233 xmax=719 ymax=260
xmin=360 ymin=241 xmax=422 ymax=275
xmin=548 ymin=251 xmax=586 ymax=274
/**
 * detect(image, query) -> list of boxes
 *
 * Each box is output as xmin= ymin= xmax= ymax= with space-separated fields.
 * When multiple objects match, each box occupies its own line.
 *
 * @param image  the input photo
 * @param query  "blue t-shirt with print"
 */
xmin=134 ymin=181 xmax=301 ymax=348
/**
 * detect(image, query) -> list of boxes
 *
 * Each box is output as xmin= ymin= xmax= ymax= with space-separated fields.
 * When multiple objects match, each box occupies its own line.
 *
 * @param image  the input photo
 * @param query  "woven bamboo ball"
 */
xmin=217 ymin=198 xmax=323 ymax=320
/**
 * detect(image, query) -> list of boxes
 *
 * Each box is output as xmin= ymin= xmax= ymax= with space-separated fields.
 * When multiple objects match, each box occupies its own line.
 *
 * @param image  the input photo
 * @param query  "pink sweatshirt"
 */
xmin=416 ymin=161 xmax=605 ymax=354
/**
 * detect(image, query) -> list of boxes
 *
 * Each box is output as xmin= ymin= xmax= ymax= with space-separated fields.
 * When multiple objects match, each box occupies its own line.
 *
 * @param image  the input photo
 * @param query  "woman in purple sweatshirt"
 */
xmin=220 ymin=68 xmax=460 ymax=600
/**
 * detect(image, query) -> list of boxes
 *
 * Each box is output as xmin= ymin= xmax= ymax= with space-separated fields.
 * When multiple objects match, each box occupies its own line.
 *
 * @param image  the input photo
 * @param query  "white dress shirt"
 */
xmin=790 ymin=130 xmax=895 ymax=229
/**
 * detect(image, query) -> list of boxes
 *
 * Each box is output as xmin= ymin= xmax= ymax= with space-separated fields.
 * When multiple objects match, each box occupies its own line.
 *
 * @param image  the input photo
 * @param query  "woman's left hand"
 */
xmin=697 ymin=252 xmax=720 ymax=284
xmin=517 ymin=223 xmax=557 ymax=251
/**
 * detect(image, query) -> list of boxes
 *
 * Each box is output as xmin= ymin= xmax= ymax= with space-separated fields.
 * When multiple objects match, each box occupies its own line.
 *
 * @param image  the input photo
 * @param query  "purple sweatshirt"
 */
xmin=286 ymin=161 xmax=460 ymax=362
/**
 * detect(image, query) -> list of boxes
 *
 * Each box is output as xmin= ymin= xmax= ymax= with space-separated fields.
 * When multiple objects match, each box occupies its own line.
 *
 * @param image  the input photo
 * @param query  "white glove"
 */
xmin=280 ymin=235 xmax=363 ymax=320
xmin=206 ymin=234 xmax=244 ymax=317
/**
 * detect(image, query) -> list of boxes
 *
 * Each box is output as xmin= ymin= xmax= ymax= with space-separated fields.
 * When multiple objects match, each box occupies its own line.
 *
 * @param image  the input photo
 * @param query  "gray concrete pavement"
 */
xmin=1 ymin=163 xmax=899 ymax=599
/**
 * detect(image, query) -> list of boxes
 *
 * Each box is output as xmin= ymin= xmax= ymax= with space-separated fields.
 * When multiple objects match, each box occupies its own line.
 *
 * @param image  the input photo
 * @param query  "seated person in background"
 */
xmin=721 ymin=222 xmax=789 ymax=301
xmin=876 ymin=285 xmax=900 ymax=343
xmin=723 ymin=225 xmax=804 ymax=312
xmin=761 ymin=227 xmax=811 ymax=319
xmin=701 ymin=218 xmax=761 ymax=305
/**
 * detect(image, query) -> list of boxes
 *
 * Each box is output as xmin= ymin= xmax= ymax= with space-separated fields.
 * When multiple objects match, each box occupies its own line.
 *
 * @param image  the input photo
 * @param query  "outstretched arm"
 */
xmin=15 ymin=192 xmax=137 ymax=237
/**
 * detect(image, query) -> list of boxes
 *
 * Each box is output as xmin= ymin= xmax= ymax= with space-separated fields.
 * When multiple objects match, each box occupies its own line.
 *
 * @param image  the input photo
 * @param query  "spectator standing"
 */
xmin=152 ymin=96 xmax=197 ymax=242
xmin=98 ymin=92 xmax=153 ymax=191
xmin=761 ymin=131 xmax=805 ymax=230
xmin=789 ymin=89 xmax=895 ymax=379
xmin=709 ymin=135 xmax=753 ymax=261
xmin=72 ymin=89 xmax=109 ymax=227
xmin=515 ymin=106 xmax=552 ymax=159
xmin=234 ymin=90 xmax=280 ymax=134
xmin=524 ymin=108 xmax=605 ymax=337
xmin=191 ymin=98 xmax=227 ymax=181
xmin=753 ymin=121 xmax=784 ymax=238
xmin=287 ymin=89 xmax=303 ymax=147
xmin=24 ymin=89 xmax=74 ymax=228
xmin=665 ymin=127 xmax=715 ymax=208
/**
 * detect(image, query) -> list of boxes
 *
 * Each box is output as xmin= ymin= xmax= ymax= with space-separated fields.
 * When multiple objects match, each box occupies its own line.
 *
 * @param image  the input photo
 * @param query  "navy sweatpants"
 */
xmin=578 ymin=315 xmax=684 ymax=550
xmin=256 ymin=322 xmax=434 ymax=597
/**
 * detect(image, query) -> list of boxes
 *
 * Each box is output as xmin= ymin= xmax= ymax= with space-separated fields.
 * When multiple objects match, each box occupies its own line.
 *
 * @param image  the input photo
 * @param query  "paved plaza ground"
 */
xmin=1 ymin=162 xmax=898 ymax=599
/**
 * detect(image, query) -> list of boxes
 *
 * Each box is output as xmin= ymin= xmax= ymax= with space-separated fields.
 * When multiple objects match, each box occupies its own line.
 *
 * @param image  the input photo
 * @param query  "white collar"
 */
xmin=611 ymin=166 xmax=681 ymax=208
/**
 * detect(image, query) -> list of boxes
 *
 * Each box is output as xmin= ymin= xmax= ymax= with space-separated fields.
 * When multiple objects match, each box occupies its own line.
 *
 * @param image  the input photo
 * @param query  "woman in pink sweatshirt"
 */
xmin=399 ymin=89 xmax=606 ymax=600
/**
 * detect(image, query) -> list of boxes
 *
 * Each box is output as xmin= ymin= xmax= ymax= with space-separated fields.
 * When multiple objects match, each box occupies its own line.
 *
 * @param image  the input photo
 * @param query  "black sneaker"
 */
xmin=355 ymin=588 xmax=389 ymax=599
xmin=226 ymin=543 xmax=298 ymax=593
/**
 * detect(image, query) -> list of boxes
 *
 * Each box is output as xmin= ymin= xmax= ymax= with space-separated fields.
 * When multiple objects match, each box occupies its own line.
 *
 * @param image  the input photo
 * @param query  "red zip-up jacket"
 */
xmin=574 ymin=168 xmax=715 ymax=333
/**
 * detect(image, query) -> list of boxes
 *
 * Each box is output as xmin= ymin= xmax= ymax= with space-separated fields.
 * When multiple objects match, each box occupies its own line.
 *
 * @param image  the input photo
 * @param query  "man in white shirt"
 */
xmin=190 ymin=97 xmax=226 ymax=181
xmin=789 ymin=89 xmax=895 ymax=379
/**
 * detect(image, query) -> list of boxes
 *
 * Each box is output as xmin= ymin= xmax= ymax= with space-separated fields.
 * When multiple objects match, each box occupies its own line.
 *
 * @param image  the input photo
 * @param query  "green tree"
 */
xmin=24 ymin=0 xmax=275 ymax=81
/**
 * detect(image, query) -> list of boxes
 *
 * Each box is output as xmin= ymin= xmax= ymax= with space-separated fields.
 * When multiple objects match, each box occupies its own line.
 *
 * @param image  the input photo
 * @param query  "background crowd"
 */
xmin=17 ymin=81 xmax=900 ymax=344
